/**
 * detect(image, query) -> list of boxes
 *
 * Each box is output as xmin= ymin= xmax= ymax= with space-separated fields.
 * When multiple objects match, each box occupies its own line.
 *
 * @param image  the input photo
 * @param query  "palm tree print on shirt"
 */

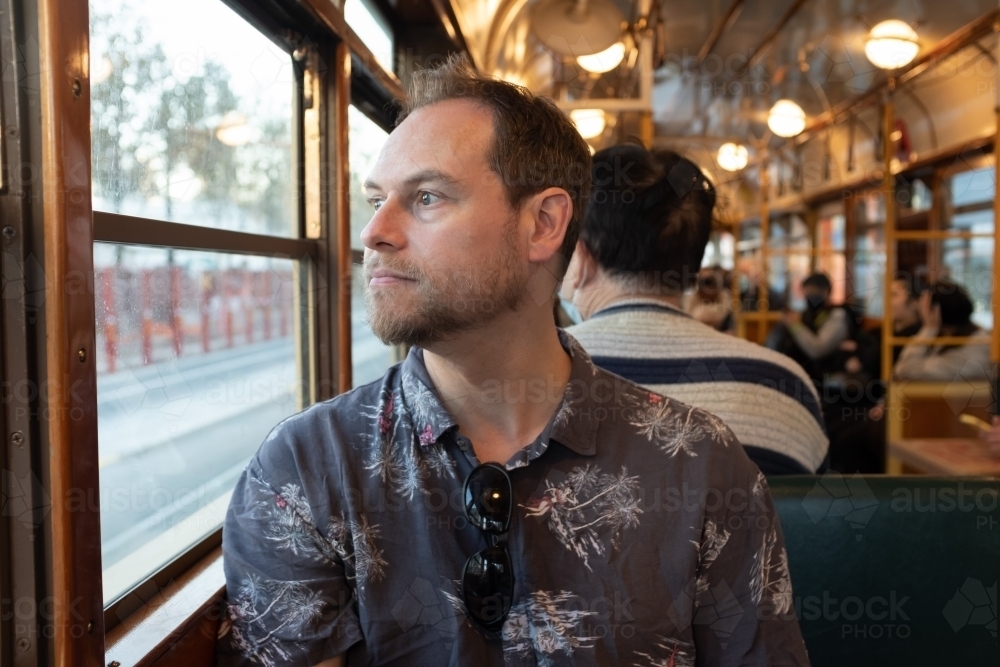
xmin=249 ymin=471 xmax=387 ymax=589
xmin=630 ymin=394 xmax=707 ymax=458
xmin=224 ymin=575 xmax=326 ymax=665
xmin=691 ymin=518 xmax=731 ymax=599
xmin=634 ymin=637 xmax=696 ymax=667
xmin=362 ymin=385 xmax=457 ymax=499
xmin=749 ymin=472 xmax=793 ymax=616
xmin=522 ymin=465 xmax=642 ymax=570
xmin=502 ymin=590 xmax=600 ymax=667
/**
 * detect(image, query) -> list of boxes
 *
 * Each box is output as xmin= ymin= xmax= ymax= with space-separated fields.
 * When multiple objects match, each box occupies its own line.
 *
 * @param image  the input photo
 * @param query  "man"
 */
xmin=564 ymin=145 xmax=827 ymax=475
xmin=780 ymin=273 xmax=855 ymax=377
xmin=894 ymin=280 xmax=991 ymax=380
xmin=217 ymin=57 xmax=809 ymax=666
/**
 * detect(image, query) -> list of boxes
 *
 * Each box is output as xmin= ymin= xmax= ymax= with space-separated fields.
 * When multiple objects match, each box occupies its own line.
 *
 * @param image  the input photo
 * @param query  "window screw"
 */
xmin=87 ymin=620 xmax=93 ymax=634
xmin=16 ymin=638 xmax=29 ymax=652
xmin=10 ymin=431 xmax=23 ymax=446
xmin=78 ymin=348 xmax=86 ymax=363
xmin=2 ymin=226 xmax=15 ymax=240
xmin=72 ymin=78 xmax=82 ymax=98
xmin=108 ymin=662 xmax=121 ymax=667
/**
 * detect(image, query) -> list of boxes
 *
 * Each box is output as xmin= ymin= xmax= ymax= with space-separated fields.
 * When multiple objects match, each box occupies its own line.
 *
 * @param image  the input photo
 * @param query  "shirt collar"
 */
xmin=397 ymin=330 xmax=601 ymax=458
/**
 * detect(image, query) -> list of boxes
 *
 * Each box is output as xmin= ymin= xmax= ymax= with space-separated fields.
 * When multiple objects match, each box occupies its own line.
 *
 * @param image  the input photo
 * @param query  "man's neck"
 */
xmin=577 ymin=276 xmax=683 ymax=320
xmin=421 ymin=305 xmax=572 ymax=466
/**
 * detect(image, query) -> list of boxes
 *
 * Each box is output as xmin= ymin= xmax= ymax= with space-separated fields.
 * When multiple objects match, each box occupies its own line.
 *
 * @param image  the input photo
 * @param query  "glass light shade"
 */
xmin=576 ymin=42 xmax=626 ymax=73
xmin=865 ymin=20 xmax=919 ymax=70
xmin=767 ymin=99 xmax=806 ymax=138
xmin=717 ymin=143 xmax=749 ymax=171
xmin=571 ymin=109 xmax=606 ymax=139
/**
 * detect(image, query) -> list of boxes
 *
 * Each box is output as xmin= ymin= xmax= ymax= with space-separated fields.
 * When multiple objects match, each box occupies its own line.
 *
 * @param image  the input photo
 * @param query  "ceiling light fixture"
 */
xmin=717 ymin=143 xmax=749 ymax=171
xmin=577 ymin=42 xmax=626 ymax=73
xmin=532 ymin=0 xmax=625 ymax=58
xmin=864 ymin=20 xmax=919 ymax=70
xmin=767 ymin=99 xmax=807 ymax=138
xmin=571 ymin=109 xmax=606 ymax=139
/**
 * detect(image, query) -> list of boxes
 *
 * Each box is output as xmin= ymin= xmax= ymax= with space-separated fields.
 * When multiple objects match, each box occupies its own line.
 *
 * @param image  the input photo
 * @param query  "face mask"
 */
xmin=806 ymin=294 xmax=826 ymax=309
xmin=560 ymin=297 xmax=583 ymax=325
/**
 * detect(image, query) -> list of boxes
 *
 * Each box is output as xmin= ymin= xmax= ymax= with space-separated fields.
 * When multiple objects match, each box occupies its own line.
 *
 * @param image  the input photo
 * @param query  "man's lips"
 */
xmin=368 ymin=269 xmax=417 ymax=286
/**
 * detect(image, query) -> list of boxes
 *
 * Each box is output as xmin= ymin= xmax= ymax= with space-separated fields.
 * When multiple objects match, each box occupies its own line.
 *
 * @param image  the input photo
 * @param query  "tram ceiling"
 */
xmin=443 ymin=0 xmax=1000 ymax=148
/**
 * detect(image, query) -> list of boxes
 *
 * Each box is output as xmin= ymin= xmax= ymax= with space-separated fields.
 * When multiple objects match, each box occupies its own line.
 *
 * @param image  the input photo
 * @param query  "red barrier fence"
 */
xmin=95 ymin=266 xmax=294 ymax=374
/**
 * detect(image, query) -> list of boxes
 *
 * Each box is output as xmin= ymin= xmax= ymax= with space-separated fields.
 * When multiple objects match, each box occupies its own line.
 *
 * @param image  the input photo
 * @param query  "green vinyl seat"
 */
xmin=769 ymin=475 xmax=999 ymax=666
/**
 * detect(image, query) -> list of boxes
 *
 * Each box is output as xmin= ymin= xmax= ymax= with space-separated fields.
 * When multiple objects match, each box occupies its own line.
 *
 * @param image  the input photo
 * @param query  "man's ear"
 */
xmin=526 ymin=187 xmax=573 ymax=265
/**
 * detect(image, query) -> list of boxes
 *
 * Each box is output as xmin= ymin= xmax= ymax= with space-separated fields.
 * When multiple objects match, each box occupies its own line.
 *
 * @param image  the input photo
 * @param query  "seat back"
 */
xmin=770 ymin=475 xmax=999 ymax=666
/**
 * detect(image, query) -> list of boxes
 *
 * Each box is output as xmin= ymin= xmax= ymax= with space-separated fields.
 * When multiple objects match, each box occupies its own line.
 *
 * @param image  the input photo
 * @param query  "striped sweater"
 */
xmin=568 ymin=299 xmax=829 ymax=474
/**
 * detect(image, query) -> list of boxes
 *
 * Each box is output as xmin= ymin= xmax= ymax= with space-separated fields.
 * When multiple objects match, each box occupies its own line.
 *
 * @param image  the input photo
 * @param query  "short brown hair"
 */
xmin=397 ymin=54 xmax=591 ymax=269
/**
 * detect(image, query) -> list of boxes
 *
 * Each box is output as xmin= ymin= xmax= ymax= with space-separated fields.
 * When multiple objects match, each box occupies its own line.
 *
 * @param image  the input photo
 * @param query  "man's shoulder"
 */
xmin=254 ymin=365 xmax=399 ymax=469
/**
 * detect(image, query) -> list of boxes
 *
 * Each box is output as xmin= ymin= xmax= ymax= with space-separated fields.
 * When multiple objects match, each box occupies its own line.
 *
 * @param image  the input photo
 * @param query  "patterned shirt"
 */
xmin=217 ymin=332 xmax=810 ymax=667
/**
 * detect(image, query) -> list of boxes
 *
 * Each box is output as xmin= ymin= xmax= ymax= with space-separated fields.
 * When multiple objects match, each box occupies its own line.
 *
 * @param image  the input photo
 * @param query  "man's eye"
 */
xmin=371 ymin=199 xmax=383 ymax=211
xmin=418 ymin=192 xmax=440 ymax=206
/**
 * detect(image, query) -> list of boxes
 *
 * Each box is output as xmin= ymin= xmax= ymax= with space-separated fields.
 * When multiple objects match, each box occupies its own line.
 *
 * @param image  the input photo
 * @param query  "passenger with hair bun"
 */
xmin=894 ymin=280 xmax=992 ymax=381
xmin=565 ymin=144 xmax=828 ymax=475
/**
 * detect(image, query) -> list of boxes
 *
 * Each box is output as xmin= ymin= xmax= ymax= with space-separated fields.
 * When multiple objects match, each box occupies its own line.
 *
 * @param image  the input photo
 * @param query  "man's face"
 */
xmin=360 ymin=99 xmax=528 ymax=347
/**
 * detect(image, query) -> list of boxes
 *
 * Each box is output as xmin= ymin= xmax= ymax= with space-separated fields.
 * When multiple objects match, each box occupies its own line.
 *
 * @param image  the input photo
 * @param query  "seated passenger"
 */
xmin=563 ymin=145 xmax=828 ymax=475
xmin=217 ymin=58 xmax=808 ymax=666
xmin=894 ymin=280 xmax=992 ymax=381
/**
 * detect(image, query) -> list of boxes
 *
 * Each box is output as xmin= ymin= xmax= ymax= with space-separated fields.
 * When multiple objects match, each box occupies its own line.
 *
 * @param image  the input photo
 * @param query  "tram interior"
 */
xmin=0 ymin=0 xmax=998 ymax=665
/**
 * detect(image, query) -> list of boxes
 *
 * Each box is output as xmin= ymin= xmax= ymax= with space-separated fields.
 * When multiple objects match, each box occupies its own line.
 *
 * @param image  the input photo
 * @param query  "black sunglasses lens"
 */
xmin=464 ymin=464 xmax=512 ymax=533
xmin=463 ymin=546 xmax=514 ymax=631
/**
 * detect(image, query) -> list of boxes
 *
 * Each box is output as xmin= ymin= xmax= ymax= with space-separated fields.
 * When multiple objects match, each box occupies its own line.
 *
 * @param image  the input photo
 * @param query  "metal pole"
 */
xmin=880 ymin=91 xmax=897 ymax=386
xmin=760 ymin=157 xmax=771 ymax=317
xmin=880 ymin=86 xmax=901 ymax=472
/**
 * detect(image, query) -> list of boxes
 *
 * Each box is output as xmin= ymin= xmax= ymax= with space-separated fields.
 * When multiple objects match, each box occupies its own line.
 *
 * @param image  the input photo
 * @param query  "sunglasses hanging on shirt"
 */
xmin=461 ymin=462 xmax=515 ymax=631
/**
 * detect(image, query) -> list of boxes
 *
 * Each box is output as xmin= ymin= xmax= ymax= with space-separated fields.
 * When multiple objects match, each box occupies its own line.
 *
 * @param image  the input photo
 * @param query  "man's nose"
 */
xmin=360 ymin=195 xmax=405 ymax=251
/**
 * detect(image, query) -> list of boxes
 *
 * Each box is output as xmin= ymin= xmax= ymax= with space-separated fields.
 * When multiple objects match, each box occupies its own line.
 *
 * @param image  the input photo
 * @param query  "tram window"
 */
xmin=90 ymin=0 xmax=295 ymax=237
xmin=344 ymin=0 xmax=394 ymax=72
xmin=89 ymin=0 xmax=305 ymax=605
xmin=349 ymin=105 xmax=389 ymax=249
xmin=852 ymin=192 xmax=886 ymax=318
xmin=767 ymin=214 xmax=810 ymax=311
xmin=349 ymin=105 xmax=394 ymax=386
xmin=702 ymin=231 xmax=734 ymax=270
xmin=944 ymin=166 xmax=993 ymax=229
xmin=816 ymin=213 xmax=846 ymax=306
xmin=942 ymin=166 xmax=994 ymax=328
xmin=94 ymin=244 xmax=301 ymax=602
